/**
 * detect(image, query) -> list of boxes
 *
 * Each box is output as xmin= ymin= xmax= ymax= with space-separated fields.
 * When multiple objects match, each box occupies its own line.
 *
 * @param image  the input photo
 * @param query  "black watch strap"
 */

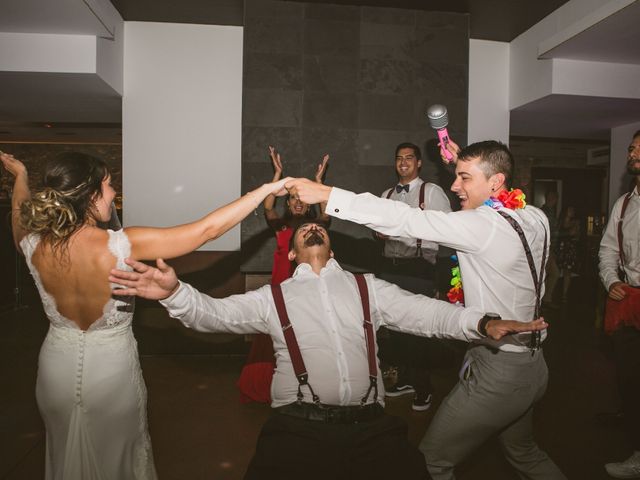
xmin=479 ymin=313 xmax=501 ymax=337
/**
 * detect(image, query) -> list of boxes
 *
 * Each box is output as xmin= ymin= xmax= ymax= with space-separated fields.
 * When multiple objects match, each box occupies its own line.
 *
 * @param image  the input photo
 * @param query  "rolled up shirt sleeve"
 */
xmin=159 ymin=281 xmax=271 ymax=335
xmin=367 ymin=274 xmax=484 ymax=341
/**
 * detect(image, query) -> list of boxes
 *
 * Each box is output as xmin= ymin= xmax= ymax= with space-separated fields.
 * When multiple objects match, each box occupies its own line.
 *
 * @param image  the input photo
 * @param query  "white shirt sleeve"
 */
xmin=599 ymin=196 xmax=624 ymax=291
xmin=425 ymin=183 xmax=452 ymax=213
xmin=326 ymin=187 xmax=491 ymax=253
xmin=159 ymin=281 xmax=272 ymax=335
xmin=367 ymin=274 xmax=484 ymax=341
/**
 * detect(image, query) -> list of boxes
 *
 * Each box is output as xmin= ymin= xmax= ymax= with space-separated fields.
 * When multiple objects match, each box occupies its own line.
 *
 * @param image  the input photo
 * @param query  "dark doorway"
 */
xmin=532 ymin=166 xmax=607 ymax=309
xmin=532 ymin=166 xmax=607 ymax=219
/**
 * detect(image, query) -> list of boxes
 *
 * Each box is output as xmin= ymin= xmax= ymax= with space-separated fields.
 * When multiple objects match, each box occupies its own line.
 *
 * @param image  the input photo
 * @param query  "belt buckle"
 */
xmin=328 ymin=407 xmax=346 ymax=424
xmin=325 ymin=407 xmax=336 ymax=423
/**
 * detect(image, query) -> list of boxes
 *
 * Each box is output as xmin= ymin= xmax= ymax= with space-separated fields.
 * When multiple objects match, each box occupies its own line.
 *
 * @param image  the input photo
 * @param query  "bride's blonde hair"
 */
xmin=21 ymin=152 xmax=110 ymax=255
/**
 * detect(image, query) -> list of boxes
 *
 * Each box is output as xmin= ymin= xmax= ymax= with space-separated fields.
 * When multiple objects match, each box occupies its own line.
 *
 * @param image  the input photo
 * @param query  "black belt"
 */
xmin=382 ymin=256 xmax=432 ymax=266
xmin=275 ymin=402 xmax=384 ymax=424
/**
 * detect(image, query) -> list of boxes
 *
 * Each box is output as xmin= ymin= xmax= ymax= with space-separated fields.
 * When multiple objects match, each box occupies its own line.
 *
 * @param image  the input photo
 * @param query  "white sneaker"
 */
xmin=412 ymin=393 xmax=433 ymax=412
xmin=605 ymin=452 xmax=640 ymax=478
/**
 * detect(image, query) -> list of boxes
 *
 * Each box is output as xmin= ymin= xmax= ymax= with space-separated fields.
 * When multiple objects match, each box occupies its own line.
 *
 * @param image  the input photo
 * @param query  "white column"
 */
xmin=122 ymin=22 xmax=244 ymax=251
xmin=468 ymin=39 xmax=510 ymax=145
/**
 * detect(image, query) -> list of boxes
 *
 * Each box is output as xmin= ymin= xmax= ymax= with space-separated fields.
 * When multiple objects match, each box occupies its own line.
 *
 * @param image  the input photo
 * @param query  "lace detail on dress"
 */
xmin=21 ymin=234 xmax=69 ymax=329
xmin=20 ymin=231 xmax=135 ymax=331
xmin=106 ymin=229 xmax=135 ymax=328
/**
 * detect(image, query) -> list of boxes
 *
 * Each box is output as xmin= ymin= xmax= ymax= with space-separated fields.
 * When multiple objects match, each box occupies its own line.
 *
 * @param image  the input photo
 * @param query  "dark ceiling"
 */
xmin=110 ymin=0 xmax=570 ymax=42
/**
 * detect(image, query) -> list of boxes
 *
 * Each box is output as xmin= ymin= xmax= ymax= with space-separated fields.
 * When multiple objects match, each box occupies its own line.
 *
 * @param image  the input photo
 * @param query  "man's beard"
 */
xmin=627 ymin=159 xmax=640 ymax=176
xmin=303 ymin=231 xmax=325 ymax=247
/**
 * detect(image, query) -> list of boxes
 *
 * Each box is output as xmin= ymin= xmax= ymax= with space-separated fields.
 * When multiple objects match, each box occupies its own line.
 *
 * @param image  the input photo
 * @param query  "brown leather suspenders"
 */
xmin=270 ymin=283 xmax=319 ymax=404
xmin=496 ymin=210 xmax=548 ymax=351
xmin=385 ymin=182 xmax=427 ymax=256
xmin=270 ymin=273 xmax=378 ymax=405
xmin=354 ymin=274 xmax=379 ymax=406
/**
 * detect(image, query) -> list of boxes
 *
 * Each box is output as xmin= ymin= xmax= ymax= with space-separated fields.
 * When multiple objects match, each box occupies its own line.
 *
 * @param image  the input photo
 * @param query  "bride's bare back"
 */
xmin=1 ymin=149 xmax=288 ymax=332
xmin=31 ymin=227 xmax=117 ymax=331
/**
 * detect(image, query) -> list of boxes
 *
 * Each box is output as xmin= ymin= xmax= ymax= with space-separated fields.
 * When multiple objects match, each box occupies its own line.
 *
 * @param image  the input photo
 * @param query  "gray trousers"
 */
xmin=420 ymin=345 xmax=566 ymax=480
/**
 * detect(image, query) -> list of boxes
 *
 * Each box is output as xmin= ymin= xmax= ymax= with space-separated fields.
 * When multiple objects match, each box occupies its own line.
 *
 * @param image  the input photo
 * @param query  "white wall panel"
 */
xmin=123 ymin=22 xmax=243 ymax=251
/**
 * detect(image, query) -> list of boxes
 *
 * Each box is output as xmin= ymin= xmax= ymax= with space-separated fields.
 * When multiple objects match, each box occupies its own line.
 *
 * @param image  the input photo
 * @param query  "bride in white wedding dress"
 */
xmin=1 ymin=150 xmax=289 ymax=480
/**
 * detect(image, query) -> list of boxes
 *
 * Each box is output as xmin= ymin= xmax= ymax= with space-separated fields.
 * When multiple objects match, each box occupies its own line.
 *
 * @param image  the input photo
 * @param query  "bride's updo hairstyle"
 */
xmin=21 ymin=152 xmax=110 ymax=252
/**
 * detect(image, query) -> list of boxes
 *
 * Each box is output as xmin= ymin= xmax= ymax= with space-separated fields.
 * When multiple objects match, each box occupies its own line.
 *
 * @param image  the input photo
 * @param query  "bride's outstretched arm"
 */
xmin=0 ymin=152 xmax=29 ymax=251
xmin=126 ymin=177 xmax=291 ymax=261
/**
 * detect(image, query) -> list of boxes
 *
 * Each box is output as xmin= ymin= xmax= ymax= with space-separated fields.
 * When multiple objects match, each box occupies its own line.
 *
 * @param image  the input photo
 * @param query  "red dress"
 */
xmin=237 ymin=226 xmax=295 ymax=403
xmin=270 ymin=226 xmax=296 ymax=284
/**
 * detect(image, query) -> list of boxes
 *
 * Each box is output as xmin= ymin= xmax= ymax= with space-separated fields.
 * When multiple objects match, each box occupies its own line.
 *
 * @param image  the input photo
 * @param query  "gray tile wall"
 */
xmin=241 ymin=0 xmax=469 ymax=271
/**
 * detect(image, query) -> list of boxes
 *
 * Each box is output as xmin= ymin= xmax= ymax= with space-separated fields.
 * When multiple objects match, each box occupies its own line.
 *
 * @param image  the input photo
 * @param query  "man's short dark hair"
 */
xmin=458 ymin=140 xmax=513 ymax=188
xmin=633 ymin=130 xmax=640 ymax=139
xmin=395 ymin=142 xmax=422 ymax=160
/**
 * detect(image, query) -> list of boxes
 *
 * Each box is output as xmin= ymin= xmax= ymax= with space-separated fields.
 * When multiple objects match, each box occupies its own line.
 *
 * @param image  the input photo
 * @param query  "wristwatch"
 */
xmin=478 ymin=313 xmax=501 ymax=337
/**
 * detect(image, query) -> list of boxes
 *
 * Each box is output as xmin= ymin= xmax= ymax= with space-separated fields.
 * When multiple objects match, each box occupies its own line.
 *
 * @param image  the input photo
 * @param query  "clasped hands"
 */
xmin=282 ymin=178 xmax=332 ymax=205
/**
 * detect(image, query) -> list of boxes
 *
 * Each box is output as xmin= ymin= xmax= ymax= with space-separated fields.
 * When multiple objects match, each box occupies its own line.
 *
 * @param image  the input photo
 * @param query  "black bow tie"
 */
xmin=396 ymin=184 xmax=410 ymax=193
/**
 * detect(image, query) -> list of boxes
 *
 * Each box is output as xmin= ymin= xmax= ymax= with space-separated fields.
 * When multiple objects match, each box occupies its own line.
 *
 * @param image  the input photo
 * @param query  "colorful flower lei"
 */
xmin=483 ymin=188 xmax=527 ymax=210
xmin=447 ymin=256 xmax=464 ymax=305
xmin=447 ymin=188 xmax=527 ymax=305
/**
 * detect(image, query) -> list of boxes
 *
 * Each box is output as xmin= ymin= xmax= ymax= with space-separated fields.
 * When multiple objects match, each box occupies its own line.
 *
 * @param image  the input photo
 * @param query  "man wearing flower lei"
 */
xmin=285 ymin=139 xmax=566 ymax=479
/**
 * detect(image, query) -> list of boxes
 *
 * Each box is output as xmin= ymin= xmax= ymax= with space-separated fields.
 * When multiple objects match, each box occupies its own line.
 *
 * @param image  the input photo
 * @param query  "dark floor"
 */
xmin=0 ymin=278 xmax=632 ymax=480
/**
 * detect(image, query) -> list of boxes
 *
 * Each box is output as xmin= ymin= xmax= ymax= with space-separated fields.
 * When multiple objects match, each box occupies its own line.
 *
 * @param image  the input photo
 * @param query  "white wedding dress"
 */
xmin=21 ymin=230 xmax=157 ymax=480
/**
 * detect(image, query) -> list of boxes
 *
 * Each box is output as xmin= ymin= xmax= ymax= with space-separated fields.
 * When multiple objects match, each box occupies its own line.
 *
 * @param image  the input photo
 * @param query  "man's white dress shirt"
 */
xmin=326 ymin=188 xmax=550 ymax=352
xmin=599 ymin=186 xmax=640 ymax=289
xmin=382 ymin=177 xmax=451 ymax=263
xmin=160 ymin=259 xmax=484 ymax=407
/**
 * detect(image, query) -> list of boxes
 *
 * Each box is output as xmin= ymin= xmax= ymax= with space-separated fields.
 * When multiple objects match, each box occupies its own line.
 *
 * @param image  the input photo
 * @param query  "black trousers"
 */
xmin=377 ymin=258 xmax=436 ymax=396
xmin=244 ymin=412 xmax=430 ymax=480
xmin=612 ymin=326 xmax=640 ymax=450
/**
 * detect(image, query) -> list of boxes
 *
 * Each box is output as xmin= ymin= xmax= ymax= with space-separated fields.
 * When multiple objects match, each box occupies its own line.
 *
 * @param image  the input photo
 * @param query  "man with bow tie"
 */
xmin=374 ymin=142 xmax=452 ymax=412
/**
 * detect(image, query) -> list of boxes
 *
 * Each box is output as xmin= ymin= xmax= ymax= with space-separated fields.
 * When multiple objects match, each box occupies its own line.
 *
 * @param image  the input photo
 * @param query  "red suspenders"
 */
xmin=270 ymin=273 xmax=378 ymax=406
xmin=270 ymin=283 xmax=318 ymax=403
xmin=386 ymin=182 xmax=427 ymax=256
xmin=354 ymin=274 xmax=379 ymax=406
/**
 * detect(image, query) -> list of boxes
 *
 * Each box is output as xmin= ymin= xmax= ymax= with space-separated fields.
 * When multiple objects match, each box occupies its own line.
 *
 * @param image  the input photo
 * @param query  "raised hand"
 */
xmin=0 ymin=151 xmax=27 ymax=178
xmin=485 ymin=317 xmax=548 ymax=341
xmin=110 ymin=258 xmax=179 ymax=300
xmin=268 ymin=146 xmax=283 ymax=179
xmin=440 ymin=139 xmax=461 ymax=165
xmin=315 ymin=154 xmax=329 ymax=183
